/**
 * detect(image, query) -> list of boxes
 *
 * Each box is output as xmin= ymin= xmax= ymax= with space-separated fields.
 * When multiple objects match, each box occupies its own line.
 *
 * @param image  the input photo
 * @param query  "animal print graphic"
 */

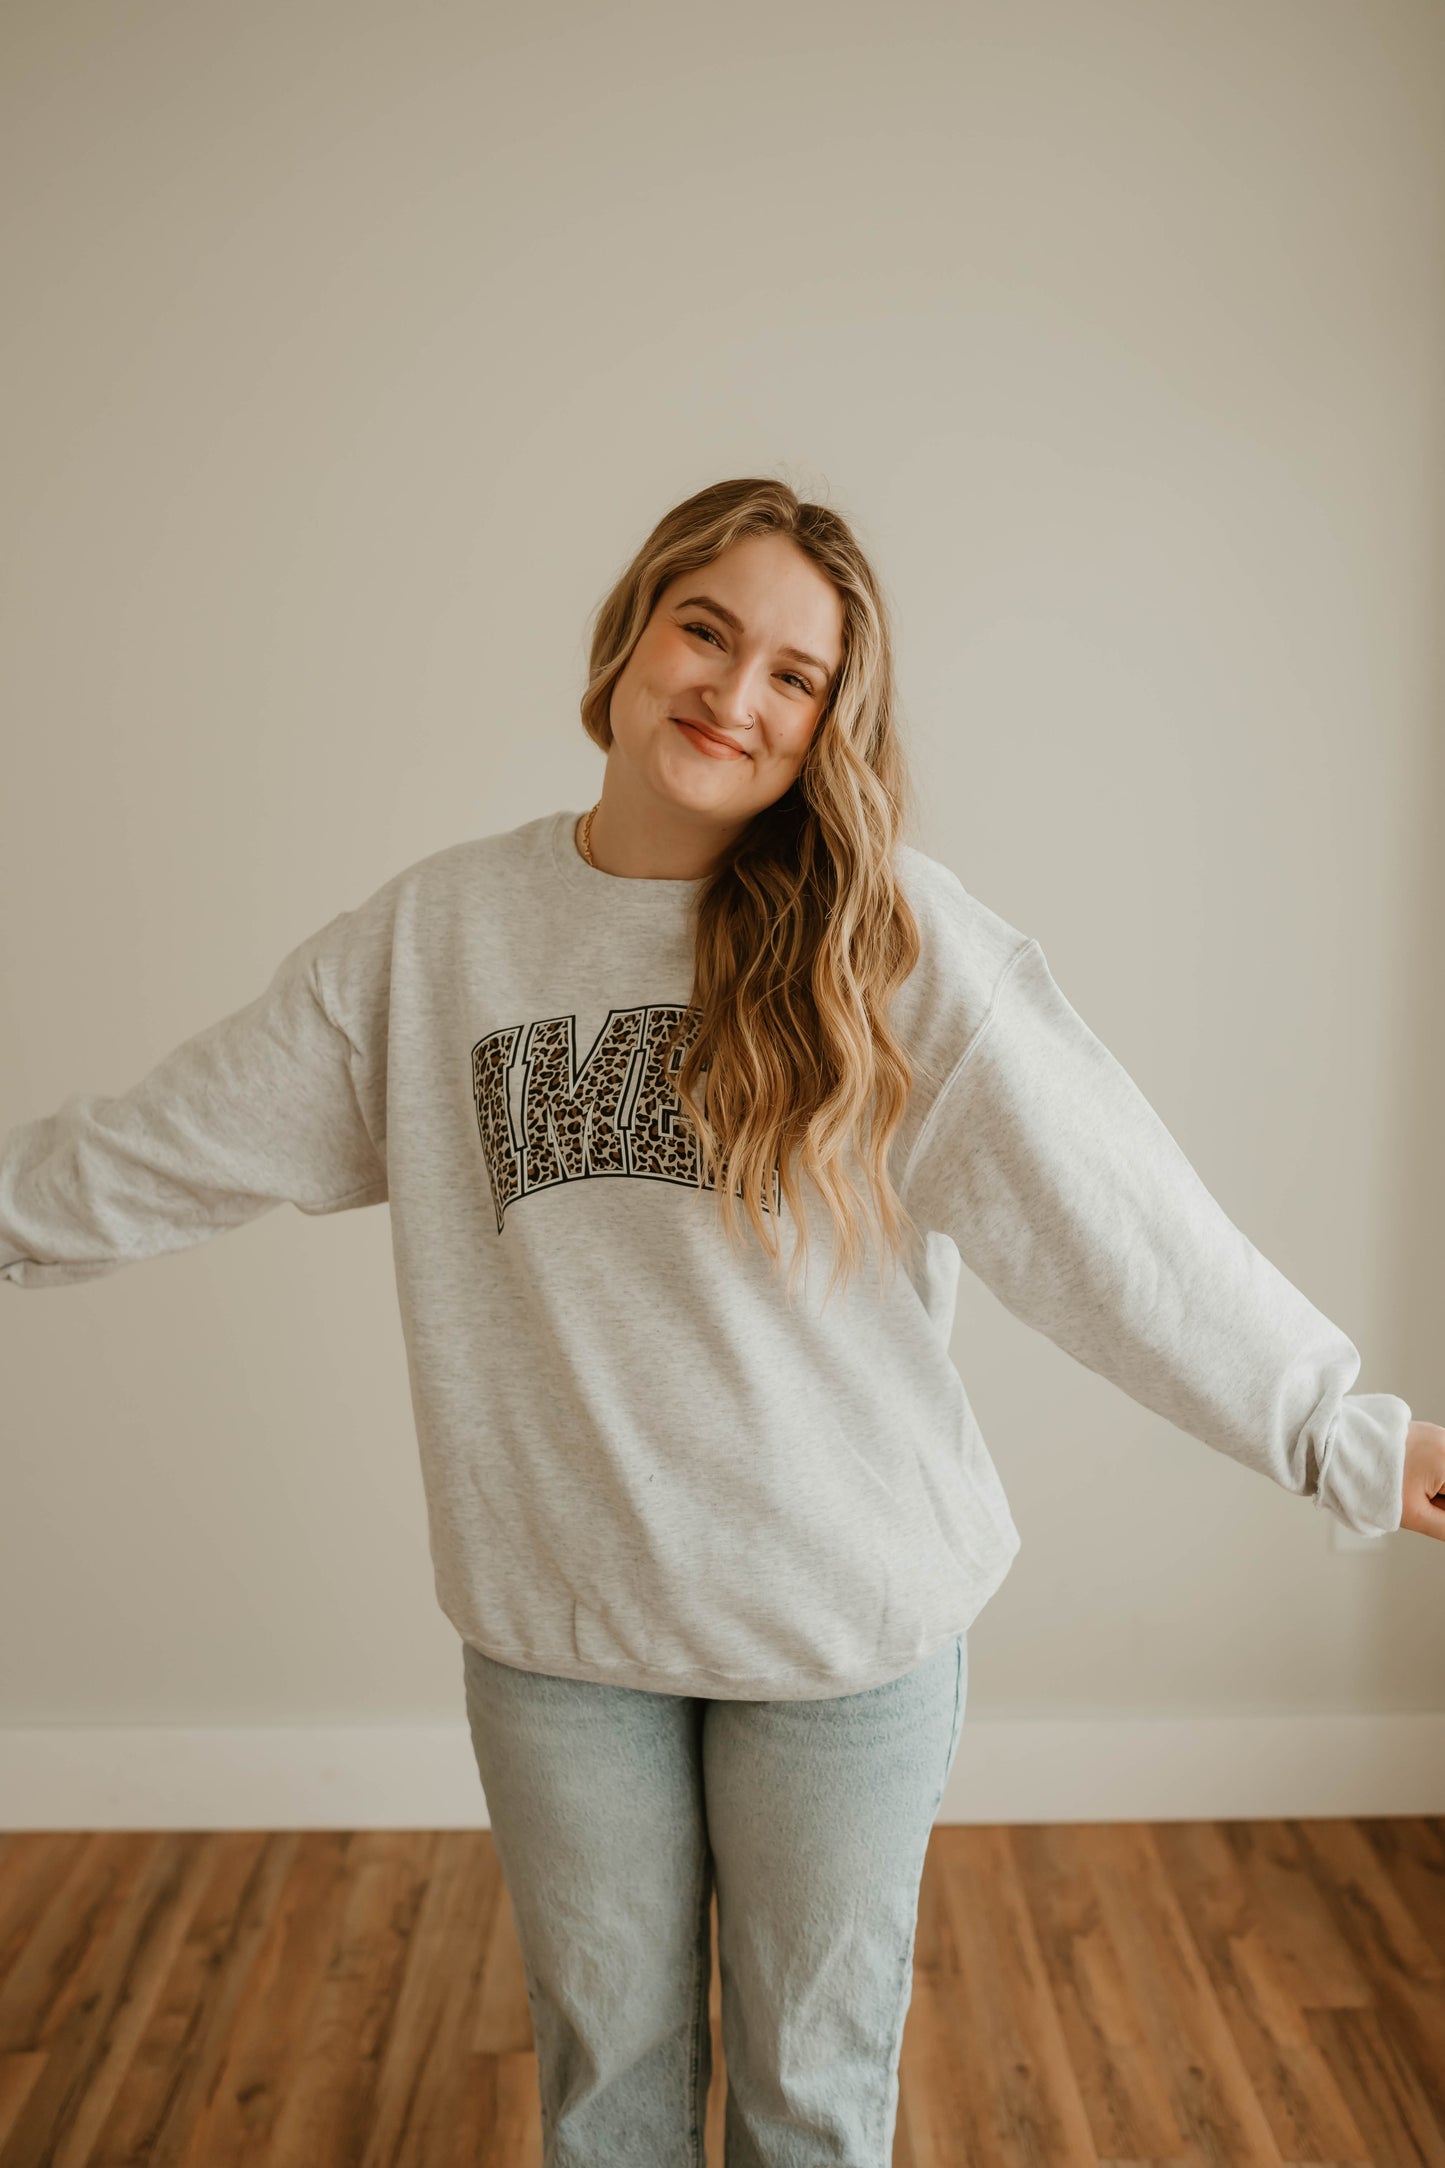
xmin=471 ymin=1003 xmax=783 ymax=1233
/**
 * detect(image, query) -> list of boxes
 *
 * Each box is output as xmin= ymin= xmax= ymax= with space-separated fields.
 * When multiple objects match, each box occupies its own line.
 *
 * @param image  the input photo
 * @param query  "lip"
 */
xmin=672 ymin=716 xmax=749 ymax=759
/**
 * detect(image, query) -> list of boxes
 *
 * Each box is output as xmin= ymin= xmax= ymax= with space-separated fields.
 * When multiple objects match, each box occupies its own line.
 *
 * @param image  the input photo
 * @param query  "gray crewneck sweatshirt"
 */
xmin=0 ymin=807 xmax=1410 ymax=1698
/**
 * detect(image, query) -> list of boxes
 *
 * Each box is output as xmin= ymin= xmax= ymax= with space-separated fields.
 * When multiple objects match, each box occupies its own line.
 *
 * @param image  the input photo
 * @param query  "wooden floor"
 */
xmin=0 ymin=1817 xmax=1441 ymax=2165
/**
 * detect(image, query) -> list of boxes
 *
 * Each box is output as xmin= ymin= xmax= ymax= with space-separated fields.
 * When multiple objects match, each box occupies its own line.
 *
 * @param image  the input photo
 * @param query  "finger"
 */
xmin=1402 ymin=1498 xmax=1445 ymax=1541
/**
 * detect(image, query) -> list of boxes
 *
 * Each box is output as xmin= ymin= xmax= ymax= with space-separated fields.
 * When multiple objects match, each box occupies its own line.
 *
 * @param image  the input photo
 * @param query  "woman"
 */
xmin=3 ymin=474 xmax=1441 ymax=2168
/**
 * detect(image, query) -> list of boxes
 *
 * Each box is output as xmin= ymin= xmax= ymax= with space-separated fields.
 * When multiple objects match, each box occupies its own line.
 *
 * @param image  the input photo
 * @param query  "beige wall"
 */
xmin=2 ymin=0 xmax=1441 ymax=1735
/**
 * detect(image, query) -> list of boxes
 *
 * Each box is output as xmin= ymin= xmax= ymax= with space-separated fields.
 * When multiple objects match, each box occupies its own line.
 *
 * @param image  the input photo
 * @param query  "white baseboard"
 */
xmin=2 ymin=1713 xmax=1442 ymax=1830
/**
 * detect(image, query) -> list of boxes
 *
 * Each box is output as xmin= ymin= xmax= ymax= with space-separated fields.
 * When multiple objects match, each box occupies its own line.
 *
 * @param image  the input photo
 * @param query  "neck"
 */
xmin=581 ymin=778 xmax=744 ymax=881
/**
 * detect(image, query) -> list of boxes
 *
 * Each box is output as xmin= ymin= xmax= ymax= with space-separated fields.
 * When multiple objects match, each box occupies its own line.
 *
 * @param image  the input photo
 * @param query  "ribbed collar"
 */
xmin=546 ymin=806 xmax=708 ymax=910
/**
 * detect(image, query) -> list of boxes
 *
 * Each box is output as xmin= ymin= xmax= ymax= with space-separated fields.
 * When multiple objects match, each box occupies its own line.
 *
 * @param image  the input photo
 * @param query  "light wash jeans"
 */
xmin=460 ymin=1628 xmax=968 ymax=2168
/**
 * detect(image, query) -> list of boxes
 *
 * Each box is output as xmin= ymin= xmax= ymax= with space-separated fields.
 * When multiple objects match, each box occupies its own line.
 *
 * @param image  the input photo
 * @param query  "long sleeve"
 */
xmin=0 ymin=910 xmax=389 ymax=1290
xmin=900 ymin=936 xmax=1410 ymax=1536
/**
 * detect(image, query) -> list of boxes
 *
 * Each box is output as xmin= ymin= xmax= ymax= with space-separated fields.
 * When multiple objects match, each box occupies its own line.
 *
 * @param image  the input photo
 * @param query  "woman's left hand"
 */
xmin=1400 ymin=1420 xmax=1445 ymax=1540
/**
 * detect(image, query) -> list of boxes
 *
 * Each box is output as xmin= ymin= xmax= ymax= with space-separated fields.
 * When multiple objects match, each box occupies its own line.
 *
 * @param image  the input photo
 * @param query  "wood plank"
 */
xmin=1303 ymin=2002 xmax=1445 ymax=2166
xmin=897 ymin=1962 xmax=991 ymax=2168
xmin=261 ymin=1829 xmax=436 ymax=2168
xmin=931 ymin=1825 xmax=1101 ymax=2166
xmin=1355 ymin=1816 xmax=1445 ymax=1964
xmin=0 ymin=1834 xmax=147 ymax=2050
xmin=1075 ymin=1823 xmax=1285 ymax=2166
xmin=0 ymin=1833 xmax=185 ymax=2167
xmin=1013 ymin=1821 xmax=1187 ymax=2162
xmin=1217 ymin=1823 xmax=1372 ymax=2014
xmin=170 ymin=1831 xmax=345 ymax=2168
xmin=1289 ymin=1816 xmax=1445 ymax=2148
xmin=0 ymin=2057 xmax=46 ymax=2156
xmin=86 ymin=1831 xmax=295 ymax=2168
xmin=47 ymin=1834 xmax=221 ymax=2168
xmin=0 ymin=1839 xmax=93 ymax=2007
xmin=358 ymin=1831 xmax=515 ymax=2168
xmin=1152 ymin=1819 xmax=1370 ymax=2164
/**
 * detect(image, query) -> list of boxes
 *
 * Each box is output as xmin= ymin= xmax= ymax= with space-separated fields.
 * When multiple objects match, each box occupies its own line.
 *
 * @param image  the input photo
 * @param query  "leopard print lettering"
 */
xmin=470 ymin=1004 xmax=782 ymax=1234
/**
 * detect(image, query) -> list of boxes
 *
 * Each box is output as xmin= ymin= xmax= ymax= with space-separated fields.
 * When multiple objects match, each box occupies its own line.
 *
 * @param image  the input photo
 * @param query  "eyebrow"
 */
xmin=674 ymin=595 xmax=836 ymax=688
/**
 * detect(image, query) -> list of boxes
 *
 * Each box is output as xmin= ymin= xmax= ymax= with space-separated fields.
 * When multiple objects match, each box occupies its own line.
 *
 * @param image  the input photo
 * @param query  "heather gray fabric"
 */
xmin=0 ymin=807 xmax=1409 ymax=1696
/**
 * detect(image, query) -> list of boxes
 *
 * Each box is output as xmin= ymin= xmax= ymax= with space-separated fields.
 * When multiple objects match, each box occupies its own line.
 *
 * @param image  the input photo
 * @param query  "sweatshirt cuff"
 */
xmin=1313 ymin=1391 xmax=1411 ymax=1535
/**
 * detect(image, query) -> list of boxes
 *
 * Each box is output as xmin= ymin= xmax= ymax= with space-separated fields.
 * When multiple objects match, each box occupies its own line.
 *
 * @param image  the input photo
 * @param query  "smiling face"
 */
xmin=606 ymin=532 xmax=846 ymax=832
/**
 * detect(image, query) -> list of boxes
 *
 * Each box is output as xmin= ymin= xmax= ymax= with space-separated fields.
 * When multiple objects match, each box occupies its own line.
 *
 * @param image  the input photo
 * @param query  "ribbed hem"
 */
xmin=1313 ymin=1390 xmax=1412 ymax=1535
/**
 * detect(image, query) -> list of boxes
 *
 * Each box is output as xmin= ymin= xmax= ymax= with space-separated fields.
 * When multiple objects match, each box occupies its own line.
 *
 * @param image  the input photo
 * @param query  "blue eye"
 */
xmin=682 ymin=623 xmax=811 ymax=694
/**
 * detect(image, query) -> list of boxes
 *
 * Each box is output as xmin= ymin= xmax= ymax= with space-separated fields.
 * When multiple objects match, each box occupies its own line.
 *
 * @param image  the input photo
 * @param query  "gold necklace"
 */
xmin=579 ymin=800 xmax=601 ymax=867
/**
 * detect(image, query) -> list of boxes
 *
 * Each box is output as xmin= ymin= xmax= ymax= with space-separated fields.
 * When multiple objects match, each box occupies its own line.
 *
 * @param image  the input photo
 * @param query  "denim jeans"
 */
xmin=460 ymin=1628 xmax=968 ymax=2167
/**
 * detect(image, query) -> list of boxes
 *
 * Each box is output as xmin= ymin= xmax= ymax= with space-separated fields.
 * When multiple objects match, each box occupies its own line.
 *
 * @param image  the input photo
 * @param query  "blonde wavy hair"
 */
xmin=579 ymin=476 xmax=924 ymax=1309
